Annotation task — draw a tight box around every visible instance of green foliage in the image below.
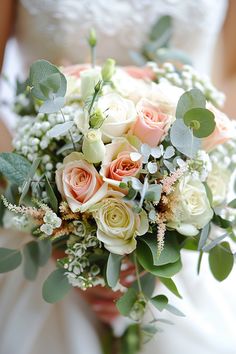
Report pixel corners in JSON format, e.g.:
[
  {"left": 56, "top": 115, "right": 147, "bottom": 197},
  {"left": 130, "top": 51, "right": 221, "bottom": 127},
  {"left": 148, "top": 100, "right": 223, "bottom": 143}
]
[
  {"left": 165, "top": 304, "right": 185, "bottom": 317},
  {"left": 137, "top": 240, "right": 182, "bottom": 278},
  {"left": 44, "top": 175, "right": 58, "bottom": 212},
  {"left": 209, "top": 242, "right": 234, "bottom": 281},
  {"left": 158, "top": 277, "right": 182, "bottom": 299},
  {"left": 170, "top": 119, "right": 201, "bottom": 158},
  {"left": 198, "top": 223, "right": 210, "bottom": 251},
  {"left": 0, "top": 248, "right": 22, "bottom": 273},
  {"left": 0, "top": 153, "right": 31, "bottom": 186},
  {"left": 121, "top": 324, "right": 141, "bottom": 354},
  {"left": 47, "top": 121, "right": 74, "bottom": 138},
  {"left": 116, "top": 288, "right": 138, "bottom": 316},
  {"left": 212, "top": 214, "right": 232, "bottom": 229},
  {"left": 183, "top": 108, "right": 215, "bottom": 138},
  {"left": 144, "top": 184, "right": 162, "bottom": 203},
  {"left": 150, "top": 294, "right": 168, "bottom": 311},
  {"left": 19, "top": 157, "right": 41, "bottom": 204},
  {"left": 42, "top": 268, "right": 72, "bottom": 303},
  {"left": 23, "top": 239, "right": 52, "bottom": 280},
  {"left": 203, "top": 233, "right": 228, "bottom": 252},
  {"left": 106, "top": 253, "right": 122, "bottom": 288},
  {"left": 131, "top": 273, "right": 156, "bottom": 298},
  {"left": 29, "top": 60, "right": 67, "bottom": 101},
  {"left": 228, "top": 199, "right": 236, "bottom": 208},
  {"left": 39, "top": 97, "right": 66, "bottom": 114},
  {"left": 176, "top": 88, "right": 206, "bottom": 119}
]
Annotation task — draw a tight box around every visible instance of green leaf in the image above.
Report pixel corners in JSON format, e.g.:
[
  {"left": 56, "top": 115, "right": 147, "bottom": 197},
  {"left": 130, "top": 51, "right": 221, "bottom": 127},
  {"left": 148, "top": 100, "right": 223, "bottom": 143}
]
[
  {"left": 141, "top": 324, "right": 159, "bottom": 344},
  {"left": 0, "top": 248, "right": 22, "bottom": 273},
  {"left": 47, "top": 121, "right": 74, "bottom": 138},
  {"left": 228, "top": 199, "right": 236, "bottom": 208},
  {"left": 23, "top": 241, "right": 40, "bottom": 280},
  {"left": 150, "top": 294, "right": 168, "bottom": 311},
  {"left": 212, "top": 214, "right": 232, "bottom": 229},
  {"left": 165, "top": 304, "right": 185, "bottom": 317},
  {"left": 155, "top": 48, "right": 192, "bottom": 65},
  {"left": 183, "top": 108, "right": 215, "bottom": 138},
  {"left": 38, "top": 239, "right": 52, "bottom": 266},
  {"left": 137, "top": 241, "right": 182, "bottom": 278},
  {"left": 116, "top": 288, "right": 137, "bottom": 316},
  {"left": 106, "top": 253, "right": 122, "bottom": 288},
  {"left": 158, "top": 277, "right": 182, "bottom": 299},
  {"left": 170, "top": 119, "right": 201, "bottom": 158},
  {"left": 0, "top": 153, "right": 31, "bottom": 186},
  {"left": 203, "top": 233, "right": 228, "bottom": 252},
  {"left": 132, "top": 273, "right": 156, "bottom": 298},
  {"left": 44, "top": 175, "right": 58, "bottom": 212},
  {"left": 149, "top": 15, "right": 172, "bottom": 44},
  {"left": 209, "top": 241, "right": 234, "bottom": 281},
  {"left": 145, "top": 184, "right": 162, "bottom": 202},
  {"left": 29, "top": 60, "right": 67, "bottom": 101},
  {"left": 42, "top": 268, "right": 72, "bottom": 303},
  {"left": 39, "top": 97, "right": 65, "bottom": 114},
  {"left": 204, "top": 182, "right": 213, "bottom": 207},
  {"left": 19, "top": 157, "right": 41, "bottom": 204},
  {"left": 123, "top": 187, "right": 137, "bottom": 201},
  {"left": 176, "top": 88, "right": 206, "bottom": 119},
  {"left": 141, "top": 234, "right": 180, "bottom": 266},
  {"left": 198, "top": 223, "right": 210, "bottom": 250}
]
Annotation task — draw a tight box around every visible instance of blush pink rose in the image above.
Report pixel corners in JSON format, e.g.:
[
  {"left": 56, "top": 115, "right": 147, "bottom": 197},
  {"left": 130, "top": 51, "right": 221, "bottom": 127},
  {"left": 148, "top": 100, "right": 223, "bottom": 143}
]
[
  {"left": 124, "top": 66, "right": 155, "bottom": 80},
  {"left": 109, "top": 151, "right": 142, "bottom": 181},
  {"left": 131, "top": 98, "right": 171, "bottom": 147},
  {"left": 202, "top": 104, "right": 234, "bottom": 151},
  {"left": 56, "top": 153, "right": 107, "bottom": 212},
  {"left": 62, "top": 64, "right": 90, "bottom": 78}
]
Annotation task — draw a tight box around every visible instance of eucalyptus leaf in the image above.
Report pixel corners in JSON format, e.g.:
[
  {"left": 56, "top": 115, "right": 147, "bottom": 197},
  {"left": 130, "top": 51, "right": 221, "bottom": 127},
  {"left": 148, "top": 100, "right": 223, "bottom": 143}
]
[
  {"left": 176, "top": 88, "right": 206, "bottom": 119},
  {"left": 23, "top": 241, "right": 40, "bottom": 280},
  {"left": 132, "top": 273, "right": 156, "bottom": 298},
  {"left": 47, "top": 121, "right": 74, "bottom": 138},
  {"left": 0, "top": 248, "right": 22, "bottom": 273},
  {"left": 209, "top": 242, "right": 234, "bottom": 281},
  {"left": 165, "top": 304, "right": 185, "bottom": 317},
  {"left": 39, "top": 96, "right": 66, "bottom": 114},
  {"left": 212, "top": 214, "right": 232, "bottom": 229},
  {"left": 106, "top": 253, "right": 122, "bottom": 288},
  {"left": 183, "top": 108, "right": 215, "bottom": 138},
  {"left": 155, "top": 48, "right": 192, "bottom": 65},
  {"left": 198, "top": 223, "right": 210, "bottom": 251},
  {"left": 0, "top": 153, "right": 31, "bottom": 186},
  {"left": 19, "top": 157, "right": 41, "bottom": 204},
  {"left": 149, "top": 15, "right": 172, "bottom": 43},
  {"left": 203, "top": 233, "right": 228, "bottom": 252},
  {"left": 228, "top": 199, "right": 236, "bottom": 208},
  {"left": 170, "top": 119, "right": 201, "bottom": 158},
  {"left": 150, "top": 295, "right": 168, "bottom": 311},
  {"left": 42, "top": 268, "right": 72, "bottom": 303},
  {"left": 158, "top": 277, "right": 182, "bottom": 299},
  {"left": 145, "top": 184, "right": 162, "bottom": 202},
  {"left": 116, "top": 288, "right": 137, "bottom": 316},
  {"left": 38, "top": 239, "right": 52, "bottom": 266},
  {"left": 163, "top": 146, "right": 175, "bottom": 159}
]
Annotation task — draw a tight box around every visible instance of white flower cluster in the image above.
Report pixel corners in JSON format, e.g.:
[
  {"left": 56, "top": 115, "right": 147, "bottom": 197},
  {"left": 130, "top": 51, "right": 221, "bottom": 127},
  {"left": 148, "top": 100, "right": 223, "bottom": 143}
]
[
  {"left": 13, "top": 105, "right": 81, "bottom": 178},
  {"left": 148, "top": 62, "right": 225, "bottom": 108},
  {"left": 188, "top": 150, "right": 212, "bottom": 182},
  {"left": 40, "top": 210, "right": 62, "bottom": 236},
  {"left": 64, "top": 232, "right": 103, "bottom": 290}
]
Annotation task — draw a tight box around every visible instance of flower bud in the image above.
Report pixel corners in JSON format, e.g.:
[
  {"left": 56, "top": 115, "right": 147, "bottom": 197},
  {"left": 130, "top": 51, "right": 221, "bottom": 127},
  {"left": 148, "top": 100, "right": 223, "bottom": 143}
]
[
  {"left": 101, "top": 58, "right": 116, "bottom": 82},
  {"left": 90, "top": 108, "right": 105, "bottom": 128},
  {"left": 82, "top": 129, "right": 105, "bottom": 163},
  {"left": 88, "top": 28, "right": 97, "bottom": 47},
  {"left": 80, "top": 68, "right": 101, "bottom": 101}
]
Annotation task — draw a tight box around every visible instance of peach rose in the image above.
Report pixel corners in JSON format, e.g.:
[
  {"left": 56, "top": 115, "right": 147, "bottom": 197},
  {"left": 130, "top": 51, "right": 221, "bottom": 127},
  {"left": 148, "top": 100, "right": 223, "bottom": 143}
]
[
  {"left": 56, "top": 152, "right": 108, "bottom": 212},
  {"left": 124, "top": 66, "right": 155, "bottom": 80},
  {"left": 131, "top": 98, "right": 171, "bottom": 147},
  {"left": 100, "top": 139, "right": 142, "bottom": 188},
  {"left": 202, "top": 104, "right": 234, "bottom": 151}
]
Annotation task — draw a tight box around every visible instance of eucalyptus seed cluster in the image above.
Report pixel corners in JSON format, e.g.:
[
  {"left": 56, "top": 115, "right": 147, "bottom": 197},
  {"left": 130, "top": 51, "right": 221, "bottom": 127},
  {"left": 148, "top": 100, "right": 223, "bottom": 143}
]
[
  {"left": 63, "top": 221, "right": 104, "bottom": 290},
  {"left": 13, "top": 105, "right": 80, "bottom": 178},
  {"left": 148, "top": 62, "right": 225, "bottom": 108}
]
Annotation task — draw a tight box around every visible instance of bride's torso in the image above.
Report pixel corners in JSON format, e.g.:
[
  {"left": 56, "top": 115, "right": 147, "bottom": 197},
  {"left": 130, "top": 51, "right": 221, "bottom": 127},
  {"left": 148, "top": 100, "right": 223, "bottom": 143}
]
[{"left": 15, "top": 0, "right": 228, "bottom": 74}]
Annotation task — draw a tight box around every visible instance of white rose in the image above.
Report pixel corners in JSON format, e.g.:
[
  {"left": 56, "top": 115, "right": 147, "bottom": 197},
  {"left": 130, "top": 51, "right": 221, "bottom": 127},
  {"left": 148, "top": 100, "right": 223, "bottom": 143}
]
[
  {"left": 167, "top": 175, "right": 213, "bottom": 236},
  {"left": 207, "top": 164, "right": 230, "bottom": 206},
  {"left": 97, "top": 93, "right": 136, "bottom": 143},
  {"left": 90, "top": 190, "right": 149, "bottom": 255}
]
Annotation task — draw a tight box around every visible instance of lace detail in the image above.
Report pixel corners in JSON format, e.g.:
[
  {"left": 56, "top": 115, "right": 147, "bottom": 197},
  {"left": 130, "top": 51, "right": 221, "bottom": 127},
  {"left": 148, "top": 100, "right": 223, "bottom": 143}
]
[{"left": 16, "top": 0, "right": 228, "bottom": 73}]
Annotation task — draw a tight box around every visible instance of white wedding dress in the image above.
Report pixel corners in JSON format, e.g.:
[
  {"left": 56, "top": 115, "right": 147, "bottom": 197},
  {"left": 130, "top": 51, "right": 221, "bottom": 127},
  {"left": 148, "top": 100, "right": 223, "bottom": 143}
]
[{"left": 1, "top": 1, "right": 236, "bottom": 354}]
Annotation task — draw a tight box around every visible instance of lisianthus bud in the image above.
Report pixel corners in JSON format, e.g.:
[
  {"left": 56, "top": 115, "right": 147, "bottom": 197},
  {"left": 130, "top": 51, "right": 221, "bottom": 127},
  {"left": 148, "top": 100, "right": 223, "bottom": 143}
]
[
  {"left": 82, "top": 129, "right": 105, "bottom": 163},
  {"left": 88, "top": 28, "right": 97, "bottom": 47},
  {"left": 80, "top": 68, "right": 101, "bottom": 101},
  {"left": 101, "top": 58, "right": 116, "bottom": 82},
  {"left": 90, "top": 108, "right": 105, "bottom": 129}
]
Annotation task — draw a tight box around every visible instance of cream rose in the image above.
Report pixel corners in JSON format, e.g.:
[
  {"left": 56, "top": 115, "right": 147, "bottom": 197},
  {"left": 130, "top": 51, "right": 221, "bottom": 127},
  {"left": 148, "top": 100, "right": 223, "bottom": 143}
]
[
  {"left": 131, "top": 98, "right": 172, "bottom": 147},
  {"left": 91, "top": 191, "right": 149, "bottom": 255},
  {"left": 97, "top": 93, "right": 136, "bottom": 143},
  {"left": 202, "top": 104, "right": 234, "bottom": 152},
  {"left": 207, "top": 164, "right": 230, "bottom": 206},
  {"left": 100, "top": 139, "right": 142, "bottom": 188},
  {"left": 167, "top": 175, "right": 213, "bottom": 236},
  {"left": 56, "top": 152, "right": 107, "bottom": 212}
]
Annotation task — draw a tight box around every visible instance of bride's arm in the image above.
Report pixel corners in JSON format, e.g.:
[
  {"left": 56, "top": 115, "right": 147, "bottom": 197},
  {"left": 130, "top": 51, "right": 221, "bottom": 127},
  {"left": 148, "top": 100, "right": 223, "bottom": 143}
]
[
  {"left": 0, "top": 0, "right": 15, "bottom": 152},
  {"left": 217, "top": 0, "right": 236, "bottom": 118}
]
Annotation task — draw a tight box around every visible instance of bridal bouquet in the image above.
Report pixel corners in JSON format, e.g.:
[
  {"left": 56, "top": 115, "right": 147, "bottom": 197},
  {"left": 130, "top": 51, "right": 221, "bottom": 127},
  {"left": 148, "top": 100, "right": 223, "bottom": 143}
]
[{"left": 1, "top": 52, "right": 236, "bottom": 348}]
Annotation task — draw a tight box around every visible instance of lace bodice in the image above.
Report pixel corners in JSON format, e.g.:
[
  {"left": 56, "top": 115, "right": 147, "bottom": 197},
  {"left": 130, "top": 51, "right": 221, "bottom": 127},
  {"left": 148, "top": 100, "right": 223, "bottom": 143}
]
[{"left": 15, "top": 0, "right": 228, "bottom": 74}]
